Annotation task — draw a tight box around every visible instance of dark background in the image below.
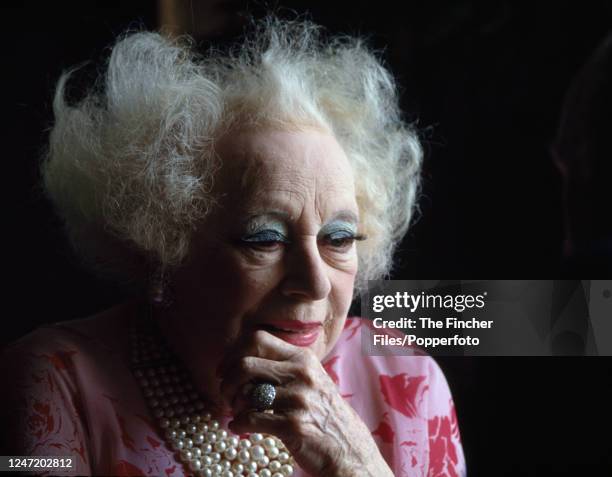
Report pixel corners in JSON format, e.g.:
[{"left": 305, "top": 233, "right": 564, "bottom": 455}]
[{"left": 3, "top": 2, "right": 612, "bottom": 475}]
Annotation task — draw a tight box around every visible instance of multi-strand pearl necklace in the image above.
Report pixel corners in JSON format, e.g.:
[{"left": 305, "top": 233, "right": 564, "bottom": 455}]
[{"left": 130, "top": 322, "right": 295, "bottom": 477}]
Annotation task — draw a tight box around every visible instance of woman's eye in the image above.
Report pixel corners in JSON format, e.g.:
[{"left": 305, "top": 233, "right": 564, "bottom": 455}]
[
  {"left": 321, "top": 231, "right": 363, "bottom": 252},
  {"left": 240, "top": 231, "right": 289, "bottom": 249}
]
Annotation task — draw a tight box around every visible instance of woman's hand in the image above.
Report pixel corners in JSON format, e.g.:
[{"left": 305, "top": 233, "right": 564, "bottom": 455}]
[{"left": 217, "top": 330, "right": 393, "bottom": 477}]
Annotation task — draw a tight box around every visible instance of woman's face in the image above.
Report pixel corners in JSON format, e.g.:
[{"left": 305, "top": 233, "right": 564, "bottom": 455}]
[{"left": 159, "top": 127, "right": 360, "bottom": 404}]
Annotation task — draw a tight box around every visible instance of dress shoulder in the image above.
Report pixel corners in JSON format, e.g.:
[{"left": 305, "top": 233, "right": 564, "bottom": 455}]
[
  {"left": 0, "top": 305, "right": 136, "bottom": 474},
  {"left": 321, "top": 317, "right": 467, "bottom": 477},
  {"left": 0, "top": 325, "right": 93, "bottom": 473}
]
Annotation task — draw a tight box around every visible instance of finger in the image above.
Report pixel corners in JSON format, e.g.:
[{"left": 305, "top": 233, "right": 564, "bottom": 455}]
[
  {"left": 217, "top": 329, "right": 301, "bottom": 376},
  {"left": 231, "top": 382, "right": 307, "bottom": 415},
  {"left": 228, "top": 409, "right": 293, "bottom": 440},
  {"left": 243, "top": 329, "right": 302, "bottom": 358},
  {"left": 219, "top": 356, "right": 296, "bottom": 406}
]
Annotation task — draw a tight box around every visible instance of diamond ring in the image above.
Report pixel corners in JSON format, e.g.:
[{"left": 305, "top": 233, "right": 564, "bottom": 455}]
[{"left": 250, "top": 382, "right": 276, "bottom": 411}]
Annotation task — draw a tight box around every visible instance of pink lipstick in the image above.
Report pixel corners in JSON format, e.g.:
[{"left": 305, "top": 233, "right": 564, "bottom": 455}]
[{"left": 257, "top": 320, "right": 322, "bottom": 347}]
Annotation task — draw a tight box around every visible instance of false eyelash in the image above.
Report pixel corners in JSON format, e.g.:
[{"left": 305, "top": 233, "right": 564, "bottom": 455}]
[{"left": 240, "top": 231, "right": 289, "bottom": 242}]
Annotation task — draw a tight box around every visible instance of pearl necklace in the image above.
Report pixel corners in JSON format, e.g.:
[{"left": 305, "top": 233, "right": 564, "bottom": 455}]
[{"left": 130, "top": 322, "right": 295, "bottom": 477}]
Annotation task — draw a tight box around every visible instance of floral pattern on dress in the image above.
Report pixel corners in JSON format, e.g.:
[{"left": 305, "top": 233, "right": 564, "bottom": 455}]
[{"left": 1, "top": 316, "right": 466, "bottom": 476}]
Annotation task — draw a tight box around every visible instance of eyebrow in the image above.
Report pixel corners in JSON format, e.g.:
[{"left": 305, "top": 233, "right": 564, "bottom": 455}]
[
  {"left": 242, "top": 209, "right": 359, "bottom": 225},
  {"left": 241, "top": 210, "right": 292, "bottom": 223},
  {"left": 328, "top": 210, "right": 359, "bottom": 224}
]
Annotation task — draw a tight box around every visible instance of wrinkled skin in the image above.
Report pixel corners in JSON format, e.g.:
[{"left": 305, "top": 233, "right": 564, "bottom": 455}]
[
  {"left": 218, "top": 330, "right": 392, "bottom": 476},
  {"left": 157, "top": 127, "right": 393, "bottom": 476}
]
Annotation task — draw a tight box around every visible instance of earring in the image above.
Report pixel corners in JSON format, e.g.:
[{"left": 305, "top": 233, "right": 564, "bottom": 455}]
[{"left": 148, "top": 268, "right": 175, "bottom": 309}]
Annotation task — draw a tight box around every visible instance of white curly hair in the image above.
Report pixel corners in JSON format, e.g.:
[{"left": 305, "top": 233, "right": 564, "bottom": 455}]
[{"left": 42, "top": 16, "right": 422, "bottom": 296}]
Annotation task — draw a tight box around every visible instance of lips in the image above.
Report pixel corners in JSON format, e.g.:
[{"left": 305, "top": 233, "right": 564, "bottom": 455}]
[{"left": 256, "top": 320, "right": 322, "bottom": 347}]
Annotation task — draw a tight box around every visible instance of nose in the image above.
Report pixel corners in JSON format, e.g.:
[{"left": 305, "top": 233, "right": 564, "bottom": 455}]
[{"left": 281, "top": 238, "right": 332, "bottom": 301}]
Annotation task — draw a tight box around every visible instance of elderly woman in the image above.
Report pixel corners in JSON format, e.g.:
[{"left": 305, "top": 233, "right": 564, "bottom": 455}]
[{"left": 1, "top": 18, "right": 465, "bottom": 477}]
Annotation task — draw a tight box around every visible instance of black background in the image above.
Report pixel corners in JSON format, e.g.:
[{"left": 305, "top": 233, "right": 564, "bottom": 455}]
[{"left": 3, "top": 2, "right": 612, "bottom": 475}]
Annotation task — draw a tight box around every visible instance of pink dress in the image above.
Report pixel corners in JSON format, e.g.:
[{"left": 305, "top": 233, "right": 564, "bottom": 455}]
[{"left": 1, "top": 310, "right": 466, "bottom": 477}]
